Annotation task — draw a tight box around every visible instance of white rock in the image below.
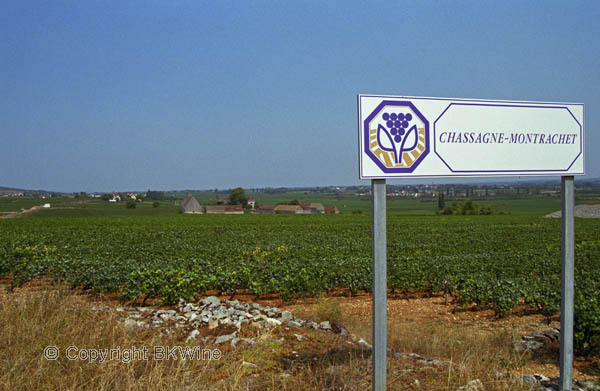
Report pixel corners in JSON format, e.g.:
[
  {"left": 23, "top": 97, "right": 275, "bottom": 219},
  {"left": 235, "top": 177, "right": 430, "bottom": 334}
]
[
  {"left": 280, "top": 311, "right": 293, "bottom": 322},
  {"left": 242, "top": 361, "right": 258, "bottom": 368},
  {"left": 151, "top": 319, "right": 163, "bottom": 328},
  {"left": 186, "top": 313, "right": 200, "bottom": 322},
  {"left": 186, "top": 329, "right": 200, "bottom": 342},
  {"left": 357, "top": 338, "right": 373, "bottom": 349},
  {"left": 219, "top": 318, "right": 232, "bottom": 326},
  {"left": 215, "top": 333, "right": 236, "bottom": 344},
  {"left": 337, "top": 327, "right": 349, "bottom": 337},
  {"left": 182, "top": 304, "right": 197, "bottom": 313},
  {"left": 266, "top": 318, "right": 282, "bottom": 327},
  {"left": 457, "top": 379, "right": 484, "bottom": 391},
  {"left": 201, "top": 296, "right": 221, "bottom": 307},
  {"left": 124, "top": 318, "right": 147, "bottom": 329},
  {"left": 213, "top": 311, "right": 227, "bottom": 320}
]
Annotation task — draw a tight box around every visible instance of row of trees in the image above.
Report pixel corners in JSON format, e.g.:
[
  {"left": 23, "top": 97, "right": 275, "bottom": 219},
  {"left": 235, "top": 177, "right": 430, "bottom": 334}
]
[
  {"left": 125, "top": 200, "right": 160, "bottom": 209},
  {"left": 440, "top": 200, "right": 499, "bottom": 215}
]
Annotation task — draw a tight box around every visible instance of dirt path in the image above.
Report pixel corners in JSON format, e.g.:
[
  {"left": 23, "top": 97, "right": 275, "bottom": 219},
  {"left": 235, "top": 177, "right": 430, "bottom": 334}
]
[{"left": 1, "top": 205, "right": 44, "bottom": 219}]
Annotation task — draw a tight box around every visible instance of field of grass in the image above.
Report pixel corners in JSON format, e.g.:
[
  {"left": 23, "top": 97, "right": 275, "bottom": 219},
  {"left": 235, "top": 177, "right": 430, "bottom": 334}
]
[{"left": 1, "top": 285, "right": 541, "bottom": 391}]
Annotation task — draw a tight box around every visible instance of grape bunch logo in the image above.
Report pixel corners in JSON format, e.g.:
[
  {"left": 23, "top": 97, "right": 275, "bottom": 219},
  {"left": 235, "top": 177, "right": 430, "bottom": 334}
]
[{"left": 364, "top": 101, "right": 430, "bottom": 173}]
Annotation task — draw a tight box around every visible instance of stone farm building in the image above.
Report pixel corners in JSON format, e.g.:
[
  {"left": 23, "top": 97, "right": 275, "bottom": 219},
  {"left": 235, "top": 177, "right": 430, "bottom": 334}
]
[
  {"left": 257, "top": 205, "right": 276, "bottom": 214},
  {"left": 257, "top": 203, "right": 332, "bottom": 215},
  {"left": 300, "top": 202, "right": 325, "bottom": 214},
  {"left": 181, "top": 193, "right": 203, "bottom": 214},
  {"left": 205, "top": 205, "right": 244, "bottom": 214},
  {"left": 180, "top": 194, "right": 244, "bottom": 214},
  {"left": 274, "top": 205, "right": 305, "bottom": 214}
]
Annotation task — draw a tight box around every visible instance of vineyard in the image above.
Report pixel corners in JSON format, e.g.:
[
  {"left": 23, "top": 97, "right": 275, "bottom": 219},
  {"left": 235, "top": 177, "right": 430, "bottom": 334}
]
[{"left": 1, "top": 213, "right": 600, "bottom": 351}]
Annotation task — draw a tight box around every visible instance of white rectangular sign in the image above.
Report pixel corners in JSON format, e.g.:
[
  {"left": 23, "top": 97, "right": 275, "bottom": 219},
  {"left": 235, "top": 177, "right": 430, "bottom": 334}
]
[{"left": 358, "top": 94, "right": 584, "bottom": 179}]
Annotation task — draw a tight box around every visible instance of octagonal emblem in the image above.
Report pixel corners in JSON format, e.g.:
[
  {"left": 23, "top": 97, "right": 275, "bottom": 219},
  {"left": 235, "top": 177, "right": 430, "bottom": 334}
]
[{"left": 364, "top": 100, "right": 430, "bottom": 173}]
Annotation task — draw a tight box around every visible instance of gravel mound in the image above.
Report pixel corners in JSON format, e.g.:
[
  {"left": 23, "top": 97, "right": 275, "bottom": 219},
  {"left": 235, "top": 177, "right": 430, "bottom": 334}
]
[
  {"left": 544, "top": 204, "right": 600, "bottom": 218},
  {"left": 92, "top": 296, "right": 371, "bottom": 349}
]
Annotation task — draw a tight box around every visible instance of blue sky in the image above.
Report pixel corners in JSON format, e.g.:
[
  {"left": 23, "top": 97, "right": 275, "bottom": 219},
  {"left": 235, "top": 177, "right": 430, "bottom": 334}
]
[{"left": 1, "top": 1, "right": 598, "bottom": 192}]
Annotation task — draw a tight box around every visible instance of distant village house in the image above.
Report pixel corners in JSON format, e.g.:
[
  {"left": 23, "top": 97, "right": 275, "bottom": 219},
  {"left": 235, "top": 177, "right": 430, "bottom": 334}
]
[
  {"left": 325, "top": 206, "right": 339, "bottom": 214},
  {"left": 256, "top": 205, "right": 276, "bottom": 214},
  {"left": 274, "top": 205, "right": 305, "bottom": 214},
  {"left": 300, "top": 202, "right": 325, "bottom": 214},
  {"left": 109, "top": 194, "right": 121, "bottom": 203}
]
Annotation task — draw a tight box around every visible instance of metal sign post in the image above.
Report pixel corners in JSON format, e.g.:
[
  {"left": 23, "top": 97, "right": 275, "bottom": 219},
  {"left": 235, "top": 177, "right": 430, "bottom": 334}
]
[
  {"left": 371, "top": 179, "right": 387, "bottom": 391},
  {"left": 560, "top": 175, "right": 575, "bottom": 391}
]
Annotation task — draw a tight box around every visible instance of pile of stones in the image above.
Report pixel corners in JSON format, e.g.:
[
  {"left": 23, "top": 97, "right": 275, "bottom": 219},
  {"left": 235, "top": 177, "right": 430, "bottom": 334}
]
[
  {"left": 453, "top": 376, "right": 599, "bottom": 391},
  {"left": 512, "top": 328, "right": 599, "bottom": 391},
  {"left": 516, "top": 327, "right": 561, "bottom": 353},
  {"left": 92, "top": 296, "right": 371, "bottom": 348},
  {"left": 92, "top": 299, "right": 598, "bottom": 390},
  {"left": 521, "top": 374, "right": 599, "bottom": 391}
]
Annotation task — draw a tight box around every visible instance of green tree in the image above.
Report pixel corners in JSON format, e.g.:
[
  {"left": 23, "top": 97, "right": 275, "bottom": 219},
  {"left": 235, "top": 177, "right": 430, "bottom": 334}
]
[
  {"left": 228, "top": 187, "right": 247, "bottom": 206},
  {"left": 152, "top": 201, "right": 160, "bottom": 208},
  {"left": 438, "top": 191, "right": 445, "bottom": 210},
  {"left": 126, "top": 199, "right": 136, "bottom": 209},
  {"left": 101, "top": 194, "right": 111, "bottom": 201}
]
